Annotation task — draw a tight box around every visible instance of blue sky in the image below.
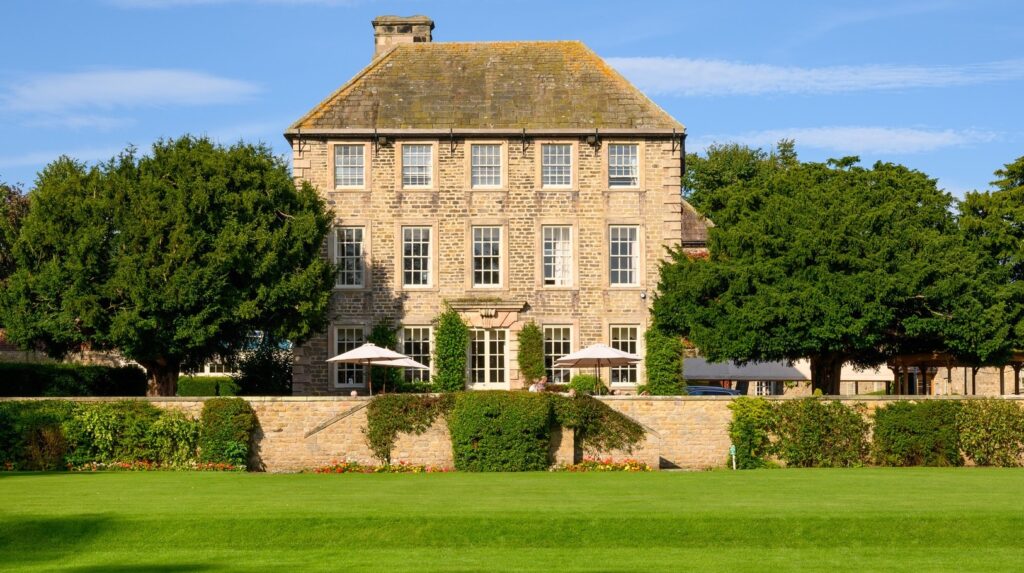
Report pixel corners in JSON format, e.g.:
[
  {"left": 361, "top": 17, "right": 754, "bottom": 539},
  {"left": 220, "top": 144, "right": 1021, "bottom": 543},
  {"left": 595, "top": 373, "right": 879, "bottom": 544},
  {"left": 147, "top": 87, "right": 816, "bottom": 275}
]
[{"left": 2, "top": 0, "right": 1021, "bottom": 197}]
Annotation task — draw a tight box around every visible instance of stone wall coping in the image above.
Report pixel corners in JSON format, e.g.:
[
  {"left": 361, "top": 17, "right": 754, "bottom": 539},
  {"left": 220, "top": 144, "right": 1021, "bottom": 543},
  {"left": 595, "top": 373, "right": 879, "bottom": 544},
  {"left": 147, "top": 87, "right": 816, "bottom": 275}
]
[{"left": 2, "top": 394, "right": 1022, "bottom": 403}]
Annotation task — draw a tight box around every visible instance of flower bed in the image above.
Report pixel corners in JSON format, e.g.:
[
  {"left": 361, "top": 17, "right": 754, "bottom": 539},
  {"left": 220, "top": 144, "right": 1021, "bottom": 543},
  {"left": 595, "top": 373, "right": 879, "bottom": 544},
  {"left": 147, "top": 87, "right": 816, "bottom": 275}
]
[
  {"left": 550, "top": 457, "right": 653, "bottom": 472},
  {"left": 309, "top": 460, "right": 452, "bottom": 474}
]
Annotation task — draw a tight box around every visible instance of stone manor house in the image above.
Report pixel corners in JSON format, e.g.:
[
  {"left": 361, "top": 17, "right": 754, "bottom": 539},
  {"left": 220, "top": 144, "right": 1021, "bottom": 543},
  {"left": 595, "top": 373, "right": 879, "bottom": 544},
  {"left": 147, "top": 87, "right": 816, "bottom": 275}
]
[{"left": 286, "top": 15, "right": 708, "bottom": 395}]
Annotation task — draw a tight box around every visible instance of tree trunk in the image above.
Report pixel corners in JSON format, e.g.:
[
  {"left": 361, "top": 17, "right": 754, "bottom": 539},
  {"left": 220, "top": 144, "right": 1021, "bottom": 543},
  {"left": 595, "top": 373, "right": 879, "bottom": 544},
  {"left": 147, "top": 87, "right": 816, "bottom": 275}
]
[
  {"left": 809, "top": 355, "right": 843, "bottom": 395},
  {"left": 144, "top": 361, "right": 180, "bottom": 397}
]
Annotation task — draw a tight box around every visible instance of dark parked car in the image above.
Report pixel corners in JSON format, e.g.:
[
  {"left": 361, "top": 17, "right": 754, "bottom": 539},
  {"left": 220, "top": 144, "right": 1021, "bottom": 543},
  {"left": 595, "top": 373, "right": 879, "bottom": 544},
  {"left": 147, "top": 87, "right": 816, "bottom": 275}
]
[{"left": 685, "top": 385, "right": 742, "bottom": 396}]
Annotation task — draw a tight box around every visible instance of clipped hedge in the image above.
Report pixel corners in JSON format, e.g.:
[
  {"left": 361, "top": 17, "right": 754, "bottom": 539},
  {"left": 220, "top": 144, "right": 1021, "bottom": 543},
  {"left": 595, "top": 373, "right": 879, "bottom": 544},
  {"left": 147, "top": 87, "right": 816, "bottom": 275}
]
[
  {"left": 449, "top": 391, "right": 553, "bottom": 472},
  {"left": 957, "top": 399, "right": 1024, "bottom": 467},
  {"left": 774, "top": 399, "right": 869, "bottom": 467},
  {"left": 0, "top": 363, "right": 146, "bottom": 397},
  {"left": 0, "top": 400, "right": 77, "bottom": 470},
  {"left": 873, "top": 401, "right": 963, "bottom": 466},
  {"left": 199, "top": 398, "right": 257, "bottom": 468},
  {"left": 177, "top": 376, "right": 238, "bottom": 397}
]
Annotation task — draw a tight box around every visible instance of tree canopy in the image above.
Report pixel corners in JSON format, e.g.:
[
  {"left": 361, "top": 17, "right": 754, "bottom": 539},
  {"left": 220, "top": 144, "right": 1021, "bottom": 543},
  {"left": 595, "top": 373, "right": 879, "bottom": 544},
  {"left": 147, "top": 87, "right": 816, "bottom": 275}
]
[
  {"left": 0, "top": 179, "right": 29, "bottom": 288},
  {"left": 656, "top": 143, "right": 1014, "bottom": 394},
  {"left": 0, "top": 137, "right": 335, "bottom": 395}
]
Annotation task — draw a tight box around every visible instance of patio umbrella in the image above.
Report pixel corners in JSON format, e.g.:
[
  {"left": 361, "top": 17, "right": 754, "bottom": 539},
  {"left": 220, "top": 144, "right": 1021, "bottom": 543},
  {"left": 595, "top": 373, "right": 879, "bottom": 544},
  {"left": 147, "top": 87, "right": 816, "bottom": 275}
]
[
  {"left": 327, "top": 343, "right": 407, "bottom": 396},
  {"left": 554, "top": 344, "right": 641, "bottom": 391},
  {"left": 367, "top": 357, "right": 430, "bottom": 393}
]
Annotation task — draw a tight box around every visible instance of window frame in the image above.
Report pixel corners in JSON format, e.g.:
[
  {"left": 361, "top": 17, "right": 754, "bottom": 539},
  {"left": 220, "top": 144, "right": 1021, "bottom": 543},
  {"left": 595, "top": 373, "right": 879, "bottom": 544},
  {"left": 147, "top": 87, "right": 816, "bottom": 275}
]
[
  {"left": 608, "top": 324, "right": 640, "bottom": 386},
  {"left": 328, "top": 141, "right": 371, "bottom": 191},
  {"left": 540, "top": 224, "right": 574, "bottom": 288},
  {"left": 329, "top": 324, "right": 368, "bottom": 389},
  {"left": 466, "top": 221, "right": 508, "bottom": 290},
  {"left": 396, "top": 141, "right": 439, "bottom": 191},
  {"left": 332, "top": 225, "right": 367, "bottom": 289},
  {"left": 607, "top": 223, "right": 642, "bottom": 288},
  {"left": 394, "top": 220, "right": 438, "bottom": 292},
  {"left": 542, "top": 324, "right": 574, "bottom": 384},
  {"left": 535, "top": 140, "right": 578, "bottom": 190},
  {"left": 328, "top": 222, "right": 371, "bottom": 291},
  {"left": 399, "top": 325, "right": 433, "bottom": 384},
  {"left": 400, "top": 225, "right": 433, "bottom": 289},
  {"left": 468, "top": 328, "right": 509, "bottom": 389},
  {"left": 467, "top": 141, "right": 508, "bottom": 190},
  {"left": 603, "top": 141, "right": 644, "bottom": 190}
]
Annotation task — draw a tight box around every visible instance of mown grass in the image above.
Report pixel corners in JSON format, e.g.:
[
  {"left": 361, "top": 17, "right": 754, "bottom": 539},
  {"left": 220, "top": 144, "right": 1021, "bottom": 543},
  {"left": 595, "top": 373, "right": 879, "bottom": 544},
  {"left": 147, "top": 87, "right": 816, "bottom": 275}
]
[{"left": 1, "top": 468, "right": 1022, "bottom": 571}]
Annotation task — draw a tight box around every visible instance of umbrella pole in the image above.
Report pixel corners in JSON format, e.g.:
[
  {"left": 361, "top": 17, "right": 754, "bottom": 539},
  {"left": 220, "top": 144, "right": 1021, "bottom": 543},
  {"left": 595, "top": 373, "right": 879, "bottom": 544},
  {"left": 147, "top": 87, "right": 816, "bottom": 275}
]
[{"left": 367, "top": 360, "right": 374, "bottom": 396}]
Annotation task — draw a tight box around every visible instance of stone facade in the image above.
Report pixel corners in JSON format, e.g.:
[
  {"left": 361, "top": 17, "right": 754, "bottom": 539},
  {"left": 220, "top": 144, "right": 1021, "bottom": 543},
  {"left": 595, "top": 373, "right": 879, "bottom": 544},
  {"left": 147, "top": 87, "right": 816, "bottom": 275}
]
[{"left": 287, "top": 20, "right": 708, "bottom": 396}]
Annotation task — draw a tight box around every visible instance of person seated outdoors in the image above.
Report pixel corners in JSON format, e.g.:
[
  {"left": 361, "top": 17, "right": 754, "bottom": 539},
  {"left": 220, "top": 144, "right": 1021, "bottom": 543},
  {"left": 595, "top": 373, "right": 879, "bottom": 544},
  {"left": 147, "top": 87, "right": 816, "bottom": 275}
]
[{"left": 528, "top": 376, "right": 548, "bottom": 392}]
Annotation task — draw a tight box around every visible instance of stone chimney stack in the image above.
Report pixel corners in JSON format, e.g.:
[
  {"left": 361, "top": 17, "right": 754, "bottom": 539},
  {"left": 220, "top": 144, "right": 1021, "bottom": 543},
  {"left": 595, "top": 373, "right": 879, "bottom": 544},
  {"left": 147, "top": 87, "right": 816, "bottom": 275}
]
[{"left": 372, "top": 15, "right": 434, "bottom": 58}]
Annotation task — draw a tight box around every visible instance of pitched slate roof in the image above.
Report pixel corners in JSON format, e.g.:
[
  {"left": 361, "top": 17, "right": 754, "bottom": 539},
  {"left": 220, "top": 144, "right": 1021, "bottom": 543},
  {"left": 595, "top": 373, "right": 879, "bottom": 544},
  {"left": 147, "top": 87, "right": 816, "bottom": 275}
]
[{"left": 288, "top": 41, "right": 683, "bottom": 133}]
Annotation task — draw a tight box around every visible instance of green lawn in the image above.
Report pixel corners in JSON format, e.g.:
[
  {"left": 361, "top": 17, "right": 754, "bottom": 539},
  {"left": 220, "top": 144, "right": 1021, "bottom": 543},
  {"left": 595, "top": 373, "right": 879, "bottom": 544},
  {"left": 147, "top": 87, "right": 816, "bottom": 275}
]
[{"left": 1, "top": 469, "right": 1022, "bottom": 572}]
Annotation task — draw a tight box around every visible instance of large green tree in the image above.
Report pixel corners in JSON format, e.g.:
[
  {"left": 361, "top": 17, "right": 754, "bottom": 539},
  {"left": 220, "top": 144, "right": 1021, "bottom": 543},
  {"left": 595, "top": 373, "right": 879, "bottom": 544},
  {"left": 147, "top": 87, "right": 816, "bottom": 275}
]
[
  {"left": 0, "top": 179, "right": 29, "bottom": 287},
  {"left": 656, "top": 143, "right": 1011, "bottom": 394},
  {"left": 1, "top": 137, "right": 335, "bottom": 395},
  {"left": 959, "top": 156, "right": 1024, "bottom": 347}
]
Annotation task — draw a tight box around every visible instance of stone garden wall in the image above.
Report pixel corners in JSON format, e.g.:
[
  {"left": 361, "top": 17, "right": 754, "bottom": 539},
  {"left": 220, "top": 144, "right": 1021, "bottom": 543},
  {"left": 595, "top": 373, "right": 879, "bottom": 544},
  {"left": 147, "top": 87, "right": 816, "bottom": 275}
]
[{"left": 22, "top": 395, "right": 1024, "bottom": 472}]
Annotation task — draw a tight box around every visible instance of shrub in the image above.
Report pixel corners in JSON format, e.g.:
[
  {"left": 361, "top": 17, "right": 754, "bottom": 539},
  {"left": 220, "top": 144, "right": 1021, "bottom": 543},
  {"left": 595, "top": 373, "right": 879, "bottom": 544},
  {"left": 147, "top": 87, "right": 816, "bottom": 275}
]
[
  {"left": 235, "top": 336, "right": 293, "bottom": 396},
  {"left": 873, "top": 401, "right": 963, "bottom": 467},
  {"left": 148, "top": 410, "right": 200, "bottom": 467},
  {"left": 177, "top": 376, "right": 237, "bottom": 396},
  {"left": 199, "top": 398, "right": 257, "bottom": 468},
  {"left": 433, "top": 306, "right": 470, "bottom": 392},
  {"left": 0, "top": 400, "right": 77, "bottom": 470},
  {"left": 774, "top": 399, "right": 869, "bottom": 468},
  {"left": 551, "top": 394, "right": 645, "bottom": 455},
  {"left": 957, "top": 399, "right": 1024, "bottom": 467},
  {"left": 0, "top": 363, "right": 146, "bottom": 397},
  {"left": 728, "top": 397, "right": 776, "bottom": 469},
  {"left": 644, "top": 328, "right": 686, "bottom": 395},
  {"left": 364, "top": 393, "right": 453, "bottom": 464},
  {"left": 64, "top": 400, "right": 163, "bottom": 465},
  {"left": 448, "top": 391, "right": 552, "bottom": 472},
  {"left": 516, "top": 321, "right": 546, "bottom": 385},
  {"left": 569, "top": 374, "right": 607, "bottom": 395}
]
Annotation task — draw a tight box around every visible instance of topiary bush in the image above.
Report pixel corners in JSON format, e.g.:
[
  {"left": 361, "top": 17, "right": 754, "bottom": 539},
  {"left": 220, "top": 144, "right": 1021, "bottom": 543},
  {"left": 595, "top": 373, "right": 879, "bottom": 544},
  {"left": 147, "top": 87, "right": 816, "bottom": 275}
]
[
  {"left": 448, "top": 391, "right": 553, "bottom": 471},
  {"left": 643, "top": 328, "right": 686, "bottom": 395},
  {"left": 199, "top": 398, "right": 257, "bottom": 468},
  {"left": 728, "top": 397, "right": 777, "bottom": 469},
  {"left": 873, "top": 401, "right": 963, "bottom": 467},
  {"left": 0, "top": 363, "right": 146, "bottom": 397},
  {"left": 433, "top": 306, "right": 470, "bottom": 392},
  {"left": 957, "top": 399, "right": 1024, "bottom": 467},
  {"left": 516, "top": 321, "right": 546, "bottom": 385},
  {"left": 364, "top": 393, "right": 453, "bottom": 464},
  {"left": 569, "top": 374, "right": 607, "bottom": 396},
  {"left": 774, "top": 399, "right": 869, "bottom": 467}
]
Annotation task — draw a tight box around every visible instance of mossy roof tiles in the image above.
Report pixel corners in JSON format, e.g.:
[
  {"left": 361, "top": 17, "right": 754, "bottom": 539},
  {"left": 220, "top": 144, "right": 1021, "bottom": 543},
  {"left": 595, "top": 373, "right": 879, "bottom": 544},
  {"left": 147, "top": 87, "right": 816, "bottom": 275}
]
[{"left": 288, "top": 41, "right": 683, "bottom": 132}]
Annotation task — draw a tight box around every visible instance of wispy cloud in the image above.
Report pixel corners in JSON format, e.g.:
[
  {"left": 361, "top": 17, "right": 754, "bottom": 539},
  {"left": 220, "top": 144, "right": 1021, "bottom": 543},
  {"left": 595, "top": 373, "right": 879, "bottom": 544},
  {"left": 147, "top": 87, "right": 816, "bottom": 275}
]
[
  {"left": 21, "top": 114, "right": 136, "bottom": 130},
  {"left": 692, "top": 126, "right": 999, "bottom": 155},
  {"left": 790, "top": 1, "right": 960, "bottom": 47},
  {"left": 0, "top": 146, "right": 123, "bottom": 170},
  {"left": 3, "top": 69, "right": 260, "bottom": 113},
  {"left": 106, "top": 0, "right": 360, "bottom": 7},
  {"left": 607, "top": 57, "right": 1024, "bottom": 97}
]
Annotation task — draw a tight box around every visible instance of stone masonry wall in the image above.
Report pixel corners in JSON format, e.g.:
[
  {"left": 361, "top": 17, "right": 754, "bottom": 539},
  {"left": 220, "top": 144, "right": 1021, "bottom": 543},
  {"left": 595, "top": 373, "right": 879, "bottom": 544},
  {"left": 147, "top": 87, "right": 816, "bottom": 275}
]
[
  {"left": 14, "top": 395, "right": 1018, "bottom": 472},
  {"left": 291, "top": 135, "right": 705, "bottom": 395}
]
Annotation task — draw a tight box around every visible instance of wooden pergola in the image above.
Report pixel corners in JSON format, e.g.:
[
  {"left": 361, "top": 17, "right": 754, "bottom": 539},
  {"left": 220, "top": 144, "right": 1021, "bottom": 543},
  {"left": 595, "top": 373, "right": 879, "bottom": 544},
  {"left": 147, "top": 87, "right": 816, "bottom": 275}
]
[{"left": 887, "top": 351, "right": 1024, "bottom": 395}]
